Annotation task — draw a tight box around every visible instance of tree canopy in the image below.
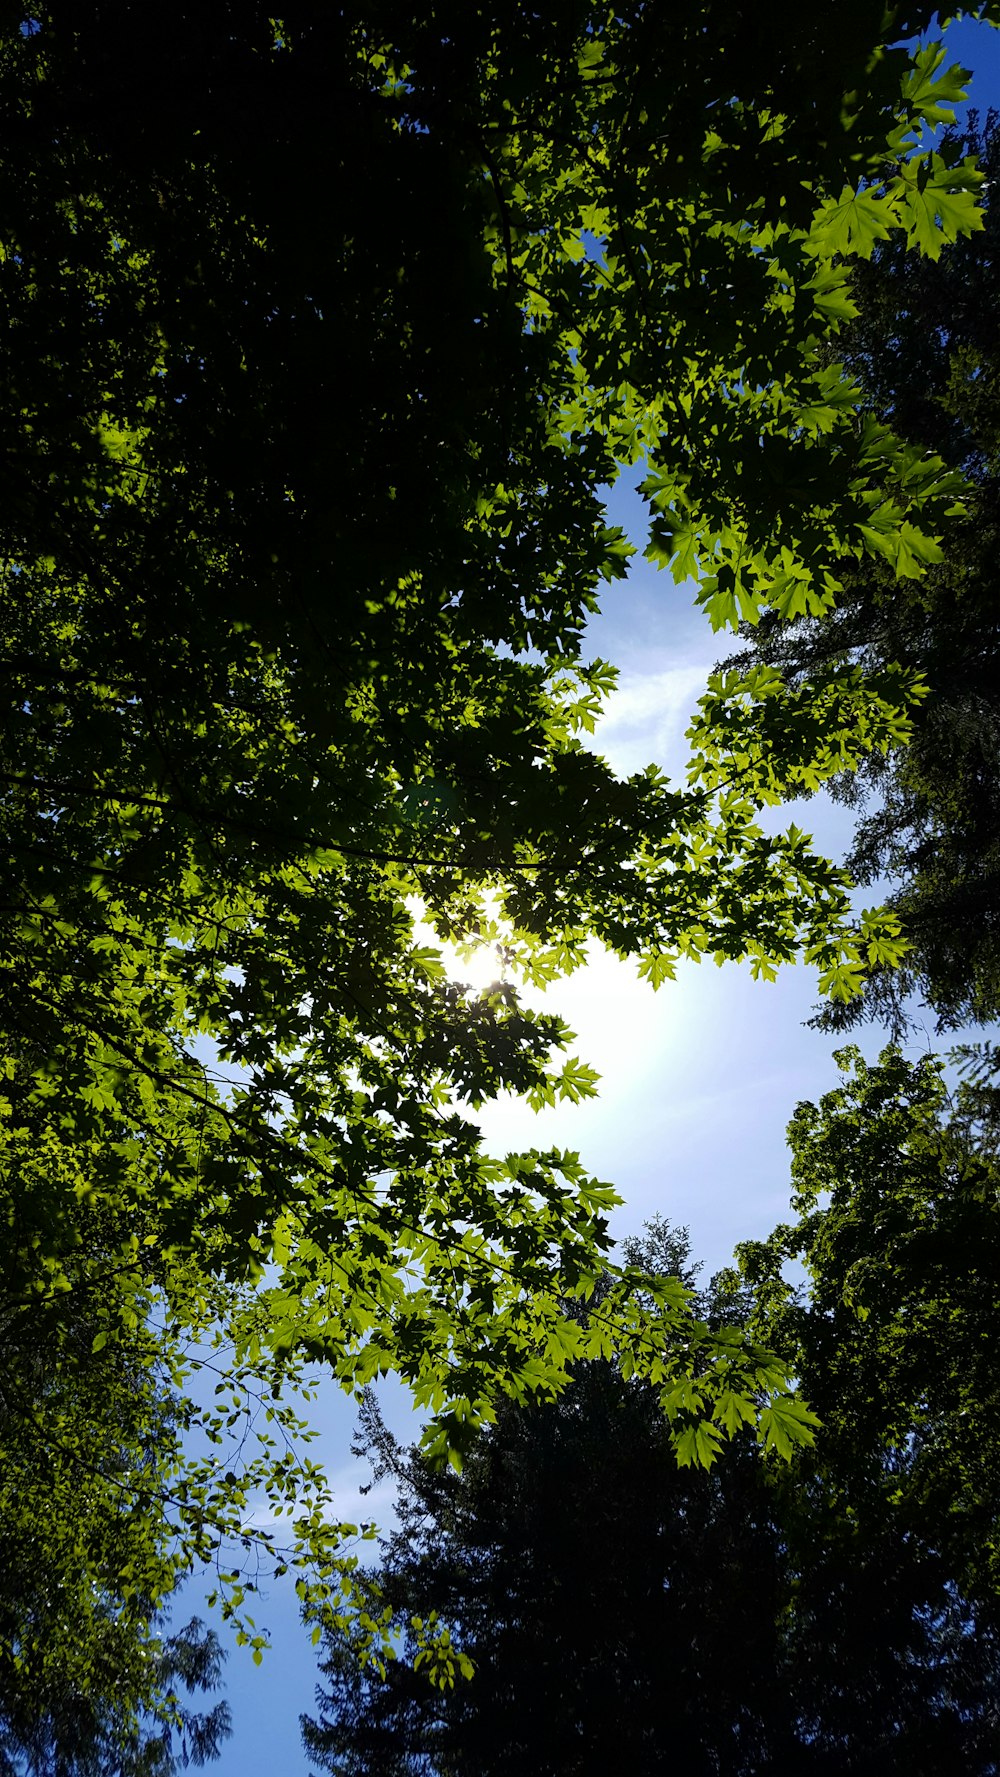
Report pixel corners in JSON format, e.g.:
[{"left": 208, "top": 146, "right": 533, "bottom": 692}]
[
  {"left": 737, "top": 1043, "right": 1000, "bottom": 1610},
  {"left": 3, "top": 0, "right": 1000, "bottom": 1675},
  {"left": 0, "top": 1614, "right": 230, "bottom": 1776},
  {"left": 729, "top": 106, "right": 1000, "bottom": 1034},
  {"left": 304, "top": 1207, "right": 1000, "bottom": 1775}
]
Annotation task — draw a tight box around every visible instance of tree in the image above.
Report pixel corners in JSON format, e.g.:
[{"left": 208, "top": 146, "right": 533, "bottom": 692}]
[
  {"left": 0, "top": 1616, "right": 230, "bottom": 1777},
  {"left": 301, "top": 1228, "right": 790, "bottom": 1777},
  {"left": 725, "top": 107, "right": 1000, "bottom": 1035},
  {"left": 0, "top": 1121, "right": 377, "bottom": 1669},
  {"left": 0, "top": 1139, "right": 233, "bottom": 1771},
  {"left": 736, "top": 1043, "right": 1000, "bottom": 1610},
  {"left": 304, "top": 1219, "right": 1000, "bottom": 1776},
  {"left": 2, "top": 0, "right": 997, "bottom": 1654}
]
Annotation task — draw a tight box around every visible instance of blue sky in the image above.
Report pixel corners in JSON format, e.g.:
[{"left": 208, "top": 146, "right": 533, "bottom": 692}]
[{"left": 187, "top": 22, "right": 1000, "bottom": 1772}]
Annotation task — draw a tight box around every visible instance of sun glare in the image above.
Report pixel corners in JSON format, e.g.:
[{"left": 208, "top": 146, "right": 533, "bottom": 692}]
[
  {"left": 408, "top": 893, "right": 515, "bottom": 997},
  {"left": 440, "top": 937, "right": 507, "bottom": 996}
]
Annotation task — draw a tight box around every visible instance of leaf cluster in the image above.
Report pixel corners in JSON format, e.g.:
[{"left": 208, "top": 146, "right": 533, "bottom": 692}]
[
  {"left": 725, "top": 107, "right": 1000, "bottom": 1036},
  {"left": 304, "top": 1198, "right": 1000, "bottom": 1776},
  {"left": 2, "top": 0, "right": 999, "bottom": 1674}
]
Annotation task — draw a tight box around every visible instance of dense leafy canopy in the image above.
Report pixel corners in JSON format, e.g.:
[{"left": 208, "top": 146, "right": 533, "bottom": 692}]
[
  {"left": 304, "top": 1215, "right": 1000, "bottom": 1775},
  {"left": 737, "top": 1044, "right": 1000, "bottom": 1609},
  {"left": 3, "top": 0, "right": 1000, "bottom": 1680},
  {"left": 729, "top": 108, "right": 1000, "bottom": 1033},
  {"left": 0, "top": 1613, "right": 230, "bottom": 1776},
  {"left": 0, "top": 1135, "right": 237, "bottom": 1767}
]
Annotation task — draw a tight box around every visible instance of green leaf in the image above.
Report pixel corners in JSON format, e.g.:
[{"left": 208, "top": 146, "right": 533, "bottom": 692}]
[
  {"left": 758, "top": 1395, "right": 821, "bottom": 1461},
  {"left": 901, "top": 43, "right": 970, "bottom": 129},
  {"left": 892, "top": 154, "right": 985, "bottom": 260},
  {"left": 810, "top": 185, "right": 894, "bottom": 259},
  {"left": 674, "top": 1419, "right": 725, "bottom": 1469}
]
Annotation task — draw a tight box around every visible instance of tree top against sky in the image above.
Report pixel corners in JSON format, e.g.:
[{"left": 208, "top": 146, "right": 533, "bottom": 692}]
[{"left": 3, "top": 0, "right": 999, "bottom": 1660}]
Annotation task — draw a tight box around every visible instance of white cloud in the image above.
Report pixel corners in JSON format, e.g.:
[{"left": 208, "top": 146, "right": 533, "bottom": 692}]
[{"left": 587, "top": 662, "right": 713, "bottom": 780}]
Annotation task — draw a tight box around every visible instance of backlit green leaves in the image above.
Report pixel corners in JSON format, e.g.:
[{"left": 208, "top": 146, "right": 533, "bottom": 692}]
[
  {"left": 900, "top": 40, "right": 975, "bottom": 132},
  {"left": 757, "top": 1395, "right": 823, "bottom": 1462},
  {"left": 811, "top": 185, "right": 897, "bottom": 259},
  {"left": 738, "top": 1043, "right": 1000, "bottom": 1601},
  {"left": 894, "top": 152, "right": 985, "bottom": 259},
  {"left": 2, "top": 0, "right": 997, "bottom": 1675},
  {"left": 810, "top": 148, "right": 984, "bottom": 266}
]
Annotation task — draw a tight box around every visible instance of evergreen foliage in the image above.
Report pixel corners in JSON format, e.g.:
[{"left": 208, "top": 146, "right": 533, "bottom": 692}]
[{"left": 305, "top": 1187, "right": 1000, "bottom": 1775}]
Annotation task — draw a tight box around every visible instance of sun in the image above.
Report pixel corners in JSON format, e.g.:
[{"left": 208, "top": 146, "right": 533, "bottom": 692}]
[
  {"left": 408, "top": 893, "right": 512, "bottom": 996},
  {"left": 440, "top": 937, "right": 507, "bottom": 995}
]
